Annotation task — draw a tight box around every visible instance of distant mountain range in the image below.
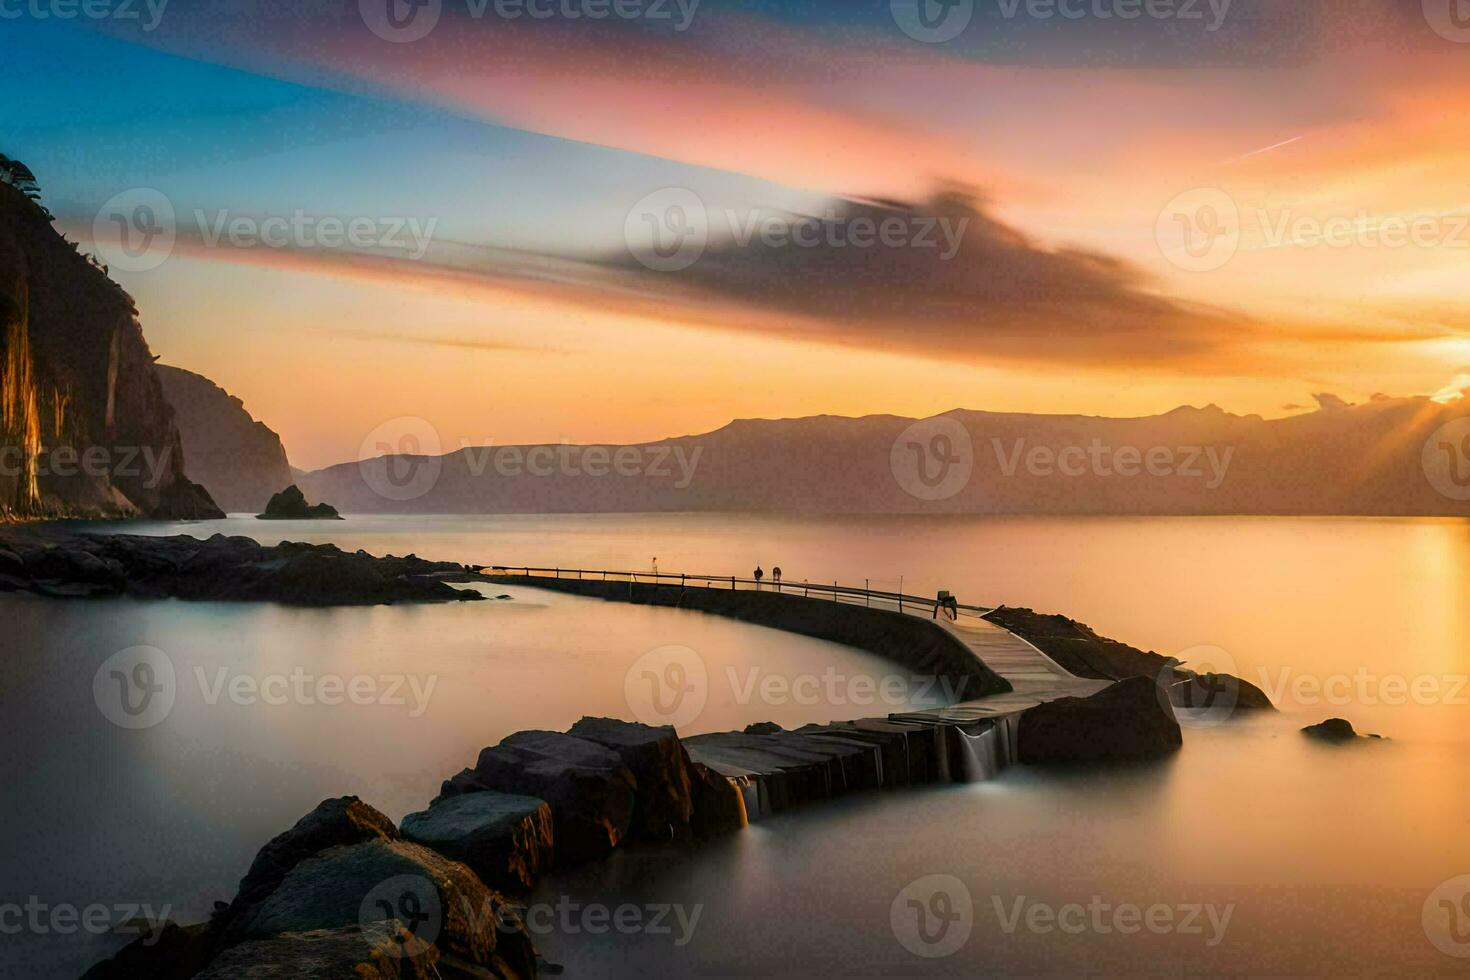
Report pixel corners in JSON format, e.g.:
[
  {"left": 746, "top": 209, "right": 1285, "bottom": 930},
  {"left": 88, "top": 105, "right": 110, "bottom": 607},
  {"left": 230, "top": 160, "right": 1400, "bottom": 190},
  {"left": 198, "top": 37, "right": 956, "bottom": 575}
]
[{"left": 298, "top": 397, "right": 1470, "bottom": 516}]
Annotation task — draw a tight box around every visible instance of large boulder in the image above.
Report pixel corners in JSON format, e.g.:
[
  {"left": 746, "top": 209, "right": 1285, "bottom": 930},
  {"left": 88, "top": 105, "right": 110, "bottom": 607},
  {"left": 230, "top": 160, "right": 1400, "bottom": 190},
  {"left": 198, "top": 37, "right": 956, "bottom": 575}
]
[
  {"left": 1018, "top": 677, "right": 1183, "bottom": 764},
  {"left": 227, "top": 838, "right": 536, "bottom": 978},
  {"left": 567, "top": 717, "right": 694, "bottom": 841},
  {"left": 439, "top": 731, "right": 636, "bottom": 864},
  {"left": 195, "top": 922, "right": 442, "bottom": 979},
  {"left": 401, "top": 792, "right": 553, "bottom": 894},
  {"left": 80, "top": 920, "right": 215, "bottom": 980},
  {"left": 220, "top": 796, "right": 399, "bottom": 944}
]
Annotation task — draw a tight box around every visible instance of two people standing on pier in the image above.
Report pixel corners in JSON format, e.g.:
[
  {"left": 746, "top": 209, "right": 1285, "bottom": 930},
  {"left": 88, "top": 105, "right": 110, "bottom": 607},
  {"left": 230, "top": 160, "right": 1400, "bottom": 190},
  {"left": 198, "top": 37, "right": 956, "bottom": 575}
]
[{"left": 753, "top": 565, "right": 783, "bottom": 591}]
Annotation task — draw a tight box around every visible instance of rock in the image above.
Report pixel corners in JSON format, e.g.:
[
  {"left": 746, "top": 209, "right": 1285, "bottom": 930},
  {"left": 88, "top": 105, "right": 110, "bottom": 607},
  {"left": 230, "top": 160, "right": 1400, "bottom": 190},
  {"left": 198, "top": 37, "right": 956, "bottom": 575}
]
[
  {"left": 227, "top": 838, "right": 536, "bottom": 978},
  {"left": 1302, "top": 717, "right": 1383, "bottom": 742},
  {"left": 195, "top": 922, "right": 443, "bottom": 979},
  {"left": 567, "top": 717, "right": 694, "bottom": 841},
  {"left": 401, "top": 792, "right": 553, "bottom": 894},
  {"left": 0, "top": 527, "right": 484, "bottom": 606},
  {"left": 220, "top": 797, "right": 399, "bottom": 943},
  {"left": 1018, "top": 676, "right": 1183, "bottom": 764},
  {"left": 258, "top": 484, "right": 343, "bottom": 520},
  {"left": 80, "top": 920, "right": 215, "bottom": 979},
  {"left": 439, "top": 731, "right": 636, "bottom": 864},
  {"left": 156, "top": 364, "right": 295, "bottom": 514},
  {"left": 687, "top": 762, "right": 747, "bottom": 838}
]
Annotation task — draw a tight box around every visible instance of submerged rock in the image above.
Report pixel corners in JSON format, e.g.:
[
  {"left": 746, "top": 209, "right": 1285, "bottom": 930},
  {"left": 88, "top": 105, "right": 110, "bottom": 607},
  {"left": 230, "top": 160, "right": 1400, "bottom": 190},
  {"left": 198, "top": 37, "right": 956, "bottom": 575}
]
[
  {"left": 1302, "top": 717, "right": 1383, "bottom": 742},
  {"left": 401, "top": 792, "right": 554, "bottom": 894},
  {"left": 567, "top": 717, "right": 694, "bottom": 842},
  {"left": 439, "top": 731, "right": 636, "bottom": 865},
  {"left": 258, "top": 484, "right": 343, "bottom": 520},
  {"left": 1018, "top": 676, "right": 1183, "bottom": 764}
]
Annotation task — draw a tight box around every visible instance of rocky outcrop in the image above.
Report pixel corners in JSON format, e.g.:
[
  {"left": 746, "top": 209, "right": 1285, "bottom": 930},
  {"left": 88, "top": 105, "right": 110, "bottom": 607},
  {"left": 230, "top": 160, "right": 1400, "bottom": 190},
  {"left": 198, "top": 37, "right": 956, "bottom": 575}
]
[
  {"left": 989, "top": 606, "right": 1274, "bottom": 714},
  {"left": 1017, "top": 677, "right": 1183, "bottom": 763},
  {"left": 155, "top": 364, "right": 293, "bottom": 514},
  {"left": 195, "top": 922, "right": 444, "bottom": 980},
  {"left": 259, "top": 484, "right": 343, "bottom": 520},
  {"left": 88, "top": 796, "right": 536, "bottom": 979},
  {"left": 219, "top": 796, "right": 400, "bottom": 944},
  {"left": 0, "top": 527, "right": 484, "bottom": 604},
  {"left": 0, "top": 180, "right": 220, "bottom": 520},
  {"left": 401, "top": 792, "right": 554, "bottom": 894},
  {"left": 688, "top": 761, "right": 748, "bottom": 838},
  {"left": 567, "top": 717, "right": 695, "bottom": 842},
  {"left": 439, "top": 731, "right": 636, "bottom": 865},
  {"left": 1302, "top": 717, "right": 1383, "bottom": 742}
]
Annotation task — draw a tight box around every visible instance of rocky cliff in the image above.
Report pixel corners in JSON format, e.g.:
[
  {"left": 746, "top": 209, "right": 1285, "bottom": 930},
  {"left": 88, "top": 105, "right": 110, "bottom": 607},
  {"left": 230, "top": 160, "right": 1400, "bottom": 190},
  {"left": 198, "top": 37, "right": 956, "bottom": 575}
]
[
  {"left": 0, "top": 181, "right": 220, "bottom": 519},
  {"left": 156, "top": 365, "right": 292, "bottom": 513}
]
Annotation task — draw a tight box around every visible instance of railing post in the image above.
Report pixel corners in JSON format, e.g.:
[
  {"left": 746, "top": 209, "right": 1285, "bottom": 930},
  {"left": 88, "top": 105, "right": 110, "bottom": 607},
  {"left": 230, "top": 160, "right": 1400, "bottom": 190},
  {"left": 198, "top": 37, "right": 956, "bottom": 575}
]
[
  {"left": 865, "top": 578, "right": 870, "bottom": 607},
  {"left": 731, "top": 576, "right": 735, "bottom": 590}
]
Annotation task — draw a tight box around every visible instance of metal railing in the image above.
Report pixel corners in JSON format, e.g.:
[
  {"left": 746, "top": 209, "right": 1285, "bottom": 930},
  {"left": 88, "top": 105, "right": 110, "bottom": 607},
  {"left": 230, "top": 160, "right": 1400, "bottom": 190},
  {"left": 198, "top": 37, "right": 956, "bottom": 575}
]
[{"left": 482, "top": 565, "right": 995, "bottom": 620}]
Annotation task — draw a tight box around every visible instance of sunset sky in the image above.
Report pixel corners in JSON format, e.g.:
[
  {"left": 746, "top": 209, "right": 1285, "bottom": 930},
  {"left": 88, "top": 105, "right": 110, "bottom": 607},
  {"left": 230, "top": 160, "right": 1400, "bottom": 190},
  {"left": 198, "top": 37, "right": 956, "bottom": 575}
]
[{"left": 7, "top": 0, "right": 1470, "bottom": 468}]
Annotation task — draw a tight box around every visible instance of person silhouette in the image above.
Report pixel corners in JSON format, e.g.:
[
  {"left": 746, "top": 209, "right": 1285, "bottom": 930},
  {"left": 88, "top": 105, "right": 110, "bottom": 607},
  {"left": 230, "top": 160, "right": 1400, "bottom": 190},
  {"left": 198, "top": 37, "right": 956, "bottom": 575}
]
[
  {"left": 772, "top": 566, "right": 782, "bottom": 591},
  {"left": 754, "top": 565, "right": 764, "bottom": 590}
]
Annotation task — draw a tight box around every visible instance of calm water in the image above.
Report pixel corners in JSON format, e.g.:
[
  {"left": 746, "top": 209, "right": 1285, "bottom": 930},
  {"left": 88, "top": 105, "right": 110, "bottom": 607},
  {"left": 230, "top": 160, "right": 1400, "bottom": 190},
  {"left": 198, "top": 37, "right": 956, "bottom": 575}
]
[{"left": 5, "top": 514, "right": 1470, "bottom": 975}]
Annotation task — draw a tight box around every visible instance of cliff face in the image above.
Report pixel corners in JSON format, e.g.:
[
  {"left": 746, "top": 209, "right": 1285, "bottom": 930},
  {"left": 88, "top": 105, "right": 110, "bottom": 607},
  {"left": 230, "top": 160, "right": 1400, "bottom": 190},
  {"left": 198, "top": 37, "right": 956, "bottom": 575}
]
[
  {"left": 0, "top": 182, "right": 220, "bottom": 520},
  {"left": 155, "top": 365, "right": 293, "bottom": 513}
]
